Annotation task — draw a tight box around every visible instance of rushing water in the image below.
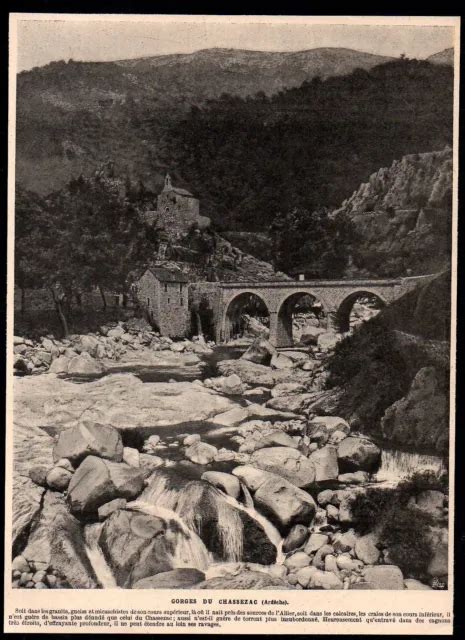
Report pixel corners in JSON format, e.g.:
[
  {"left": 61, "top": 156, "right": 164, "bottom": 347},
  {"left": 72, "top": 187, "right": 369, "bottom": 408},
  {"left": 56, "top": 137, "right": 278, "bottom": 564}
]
[
  {"left": 84, "top": 523, "right": 119, "bottom": 589},
  {"left": 374, "top": 447, "right": 447, "bottom": 483},
  {"left": 126, "top": 500, "right": 213, "bottom": 571},
  {"left": 82, "top": 470, "right": 284, "bottom": 586},
  {"left": 219, "top": 486, "right": 285, "bottom": 565}
]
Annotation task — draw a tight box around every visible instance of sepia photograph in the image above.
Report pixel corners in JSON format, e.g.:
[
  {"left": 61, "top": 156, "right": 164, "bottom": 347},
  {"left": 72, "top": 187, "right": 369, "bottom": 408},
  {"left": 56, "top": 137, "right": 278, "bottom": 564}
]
[{"left": 5, "top": 12, "right": 459, "bottom": 634}]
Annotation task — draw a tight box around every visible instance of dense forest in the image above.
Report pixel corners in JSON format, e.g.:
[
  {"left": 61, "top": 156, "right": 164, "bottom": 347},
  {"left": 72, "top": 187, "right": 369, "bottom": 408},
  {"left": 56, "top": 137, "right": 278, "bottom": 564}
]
[
  {"left": 15, "top": 56, "right": 453, "bottom": 297},
  {"left": 17, "top": 57, "right": 452, "bottom": 235},
  {"left": 166, "top": 59, "right": 452, "bottom": 231}
]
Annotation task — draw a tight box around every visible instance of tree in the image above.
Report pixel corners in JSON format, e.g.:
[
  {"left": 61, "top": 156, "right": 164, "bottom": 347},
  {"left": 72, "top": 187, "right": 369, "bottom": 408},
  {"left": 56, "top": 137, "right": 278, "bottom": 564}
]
[
  {"left": 15, "top": 174, "right": 157, "bottom": 336},
  {"left": 270, "top": 207, "right": 357, "bottom": 277}
]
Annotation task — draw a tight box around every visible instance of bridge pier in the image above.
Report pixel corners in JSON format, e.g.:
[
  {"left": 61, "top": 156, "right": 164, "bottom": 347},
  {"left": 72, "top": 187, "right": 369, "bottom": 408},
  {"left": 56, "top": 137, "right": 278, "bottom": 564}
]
[
  {"left": 268, "top": 311, "right": 279, "bottom": 347},
  {"left": 326, "top": 310, "right": 340, "bottom": 333}
]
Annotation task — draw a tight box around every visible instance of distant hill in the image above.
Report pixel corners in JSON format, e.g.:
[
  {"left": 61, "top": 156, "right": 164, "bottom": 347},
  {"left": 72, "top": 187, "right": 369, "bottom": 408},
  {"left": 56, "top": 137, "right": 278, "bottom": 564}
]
[
  {"left": 114, "top": 47, "right": 393, "bottom": 96},
  {"left": 15, "top": 52, "right": 453, "bottom": 242},
  {"left": 15, "top": 46, "right": 393, "bottom": 195},
  {"left": 427, "top": 48, "right": 454, "bottom": 65}
]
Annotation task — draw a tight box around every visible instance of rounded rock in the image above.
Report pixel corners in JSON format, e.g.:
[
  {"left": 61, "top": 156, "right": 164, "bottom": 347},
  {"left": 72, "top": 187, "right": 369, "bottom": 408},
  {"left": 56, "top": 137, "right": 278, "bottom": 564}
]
[
  {"left": 46, "top": 466, "right": 73, "bottom": 492},
  {"left": 12, "top": 555, "right": 30, "bottom": 573},
  {"left": 284, "top": 551, "right": 311, "bottom": 570}
]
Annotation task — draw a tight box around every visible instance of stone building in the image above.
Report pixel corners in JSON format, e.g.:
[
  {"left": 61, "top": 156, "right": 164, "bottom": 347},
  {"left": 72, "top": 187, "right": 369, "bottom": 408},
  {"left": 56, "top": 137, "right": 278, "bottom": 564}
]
[
  {"left": 134, "top": 267, "right": 190, "bottom": 337},
  {"left": 144, "top": 174, "right": 210, "bottom": 242}
]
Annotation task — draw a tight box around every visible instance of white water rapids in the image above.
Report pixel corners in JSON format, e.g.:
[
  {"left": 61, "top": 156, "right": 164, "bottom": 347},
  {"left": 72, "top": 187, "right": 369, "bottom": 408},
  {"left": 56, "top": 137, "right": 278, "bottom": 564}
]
[
  {"left": 84, "top": 523, "right": 119, "bottom": 589},
  {"left": 374, "top": 448, "right": 446, "bottom": 483},
  {"left": 83, "top": 472, "right": 284, "bottom": 587},
  {"left": 83, "top": 449, "right": 445, "bottom": 587}
]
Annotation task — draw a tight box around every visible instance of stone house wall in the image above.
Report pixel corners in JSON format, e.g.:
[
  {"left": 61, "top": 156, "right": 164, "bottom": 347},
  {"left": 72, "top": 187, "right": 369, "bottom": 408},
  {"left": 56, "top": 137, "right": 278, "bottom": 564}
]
[
  {"left": 156, "top": 191, "right": 200, "bottom": 238},
  {"left": 135, "top": 270, "right": 190, "bottom": 338}
]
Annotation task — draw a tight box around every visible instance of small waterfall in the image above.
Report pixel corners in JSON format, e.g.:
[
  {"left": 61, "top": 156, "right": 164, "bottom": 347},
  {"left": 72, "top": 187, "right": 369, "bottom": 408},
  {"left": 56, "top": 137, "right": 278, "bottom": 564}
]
[
  {"left": 134, "top": 472, "right": 284, "bottom": 570},
  {"left": 176, "top": 483, "right": 244, "bottom": 562},
  {"left": 84, "top": 523, "right": 118, "bottom": 589},
  {"left": 241, "top": 483, "right": 255, "bottom": 508},
  {"left": 375, "top": 448, "right": 446, "bottom": 484},
  {"left": 219, "top": 490, "right": 285, "bottom": 565},
  {"left": 127, "top": 500, "right": 212, "bottom": 571},
  {"left": 140, "top": 472, "right": 182, "bottom": 510}
]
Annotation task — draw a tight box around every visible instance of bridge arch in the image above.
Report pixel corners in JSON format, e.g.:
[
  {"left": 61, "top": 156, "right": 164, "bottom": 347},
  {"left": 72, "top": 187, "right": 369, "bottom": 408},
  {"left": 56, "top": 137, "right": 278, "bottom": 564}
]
[
  {"left": 336, "top": 290, "right": 386, "bottom": 333},
  {"left": 276, "top": 291, "right": 327, "bottom": 348},
  {"left": 223, "top": 290, "right": 270, "bottom": 342}
]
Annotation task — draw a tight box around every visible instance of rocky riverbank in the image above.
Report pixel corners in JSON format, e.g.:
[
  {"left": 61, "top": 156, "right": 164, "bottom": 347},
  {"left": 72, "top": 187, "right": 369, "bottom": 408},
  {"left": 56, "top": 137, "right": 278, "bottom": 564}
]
[{"left": 11, "top": 327, "right": 448, "bottom": 592}]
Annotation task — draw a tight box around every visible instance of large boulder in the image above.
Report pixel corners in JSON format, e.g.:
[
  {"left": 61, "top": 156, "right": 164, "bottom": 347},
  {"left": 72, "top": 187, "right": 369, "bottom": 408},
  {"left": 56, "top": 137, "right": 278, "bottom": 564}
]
[
  {"left": 337, "top": 436, "right": 381, "bottom": 473},
  {"left": 317, "top": 332, "right": 343, "bottom": 351},
  {"left": 299, "top": 326, "right": 326, "bottom": 345},
  {"left": 233, "top": 466, "right": 316, "bottom": 532},
  {"left": 107, "top": 326, "right": 125, "bottom": 340},
  {"left": 68, "top": 353, "right": 104, "bottom": 376},
  {"left": 53, "top": 421, "right": 123, "bottom": 465},
  {"left": 13, "top": 422, "right": 54, "bottom": 552},
  {"left": 217, "top": 360, "right": 275, "bottom": 386},
  {"left": 354, "top": 533, "right": 380, "bottom": 565},
  {"left": 266, "top": 393, "right": 316, "bottom": 414},
  {"left": 46, "top": 466, "right": 73, "bottom": 491},
  {"left": 48, "top": 356, "right": 70, "bottom": 374},
  {"left": 67, "top": 456, "right": 145, "bottom": 516},
  {"left": 381, "top": 367, "right": 449, "bottom": 452},
  {"left": 75, "top": 335, "right": 100, "bottom": 357},
  {"left": 196, "top": 571, "right": 289, "bottom": 589},
  {"left": 212, "top": 403, "right": 300, "bottom": 428},
  {"left": 203, "top": 374, "right": 245, "bottom": 396},
  {"left": 248, "top": 431, "right": 298, "bottom": 453},
  {"left": 21, "top": 491, "right": 97, "bottom": 588},
  {"left": 305, "top": 533, "right": 330, "bottom": 555},
  {"left": 284, "top": 551, "right": 311, "bottom": 570},
  {"left": 253, "top": 476, "right": 316, "bottom": 532},
  {"left": 308, "top": 445, "right": 339, "bottom": 482},
  {"left": 17, "top": 373, "right": 237, "bottom": 433},
  {"left": 270, "top": 353, "right": 294, "bottom": 370},
  {"left": 250, "top": 447, "right": 316, "bottom": 487},
  {"left": 308, "top": 569, "right": 343, "bottom": 589},
  {"left": 308, "top": 416, "right": 350, "bottom": 436},
  {"left": 201, "top": 471, "right": 241, "bottom": 499},
  {"left": 361, "top": 565, "right": 404, "bottom": 589},
  {"left": 241, "top": 338, "right": 276, "bottom": 365},
  {"left": 185, "top": 441, "right": 218, "bottom": 465},
  {"left": 99, "top": 508, "right": 175, "bottom": 587},
  {"left": 282, "top": 524, "right": 310, "bottom": 553},
  {"left": 232, "top": 465, "right": 274, "bottom": 492},
  {"left": 133, "top": 568, "right": 205, "bottom": 589},
  {"left": 271, "top": 382, "right": 307, "bottom": 398}
]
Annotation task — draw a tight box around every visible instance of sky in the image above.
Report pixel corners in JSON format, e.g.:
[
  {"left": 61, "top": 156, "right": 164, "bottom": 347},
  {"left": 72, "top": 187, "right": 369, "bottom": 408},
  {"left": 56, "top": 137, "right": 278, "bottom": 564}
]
[{"left": 12, "top": 15, "right": 456, "bottom": 73}]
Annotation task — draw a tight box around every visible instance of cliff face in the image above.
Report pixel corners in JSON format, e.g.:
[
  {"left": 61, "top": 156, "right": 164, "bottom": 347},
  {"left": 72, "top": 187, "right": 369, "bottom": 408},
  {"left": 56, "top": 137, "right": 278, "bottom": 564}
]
[
  {"left": 326, "top": 271, "right": 451, "bottom": 452},
  {"left": 336, "top": 148, "right": 453, "bottom": 278}
]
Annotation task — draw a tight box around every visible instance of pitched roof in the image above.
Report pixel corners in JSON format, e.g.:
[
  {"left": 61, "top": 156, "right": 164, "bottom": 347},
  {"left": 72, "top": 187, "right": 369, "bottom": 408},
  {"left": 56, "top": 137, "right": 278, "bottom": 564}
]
[
  {"left": 148, "top": 267, "right": 190, "bottom": 283},
  {"left": 171, "top": 186, "right": 195, "bottom": 197}
]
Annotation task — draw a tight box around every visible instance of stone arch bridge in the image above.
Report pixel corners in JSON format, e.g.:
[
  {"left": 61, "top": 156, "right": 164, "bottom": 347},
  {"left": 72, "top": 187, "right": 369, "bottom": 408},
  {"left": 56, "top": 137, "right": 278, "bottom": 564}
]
[{"left": 196, "top": 275, "right": 436, "bottom": 348}]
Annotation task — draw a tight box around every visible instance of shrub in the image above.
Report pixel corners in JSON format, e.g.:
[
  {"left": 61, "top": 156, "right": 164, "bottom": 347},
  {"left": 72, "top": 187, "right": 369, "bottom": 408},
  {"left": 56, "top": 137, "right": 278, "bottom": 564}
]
[
  {"left": 350, "top": 486, "right": 398, "bottom": 535},
  {"left": 397, "top": 470, "right": 449, "bottom": 496},
  {"left": 378, "top": 505, "right": 434, "bottom": 578},
  {"left": 349, "top": 470, "right": 448, "bottom": 579}
]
